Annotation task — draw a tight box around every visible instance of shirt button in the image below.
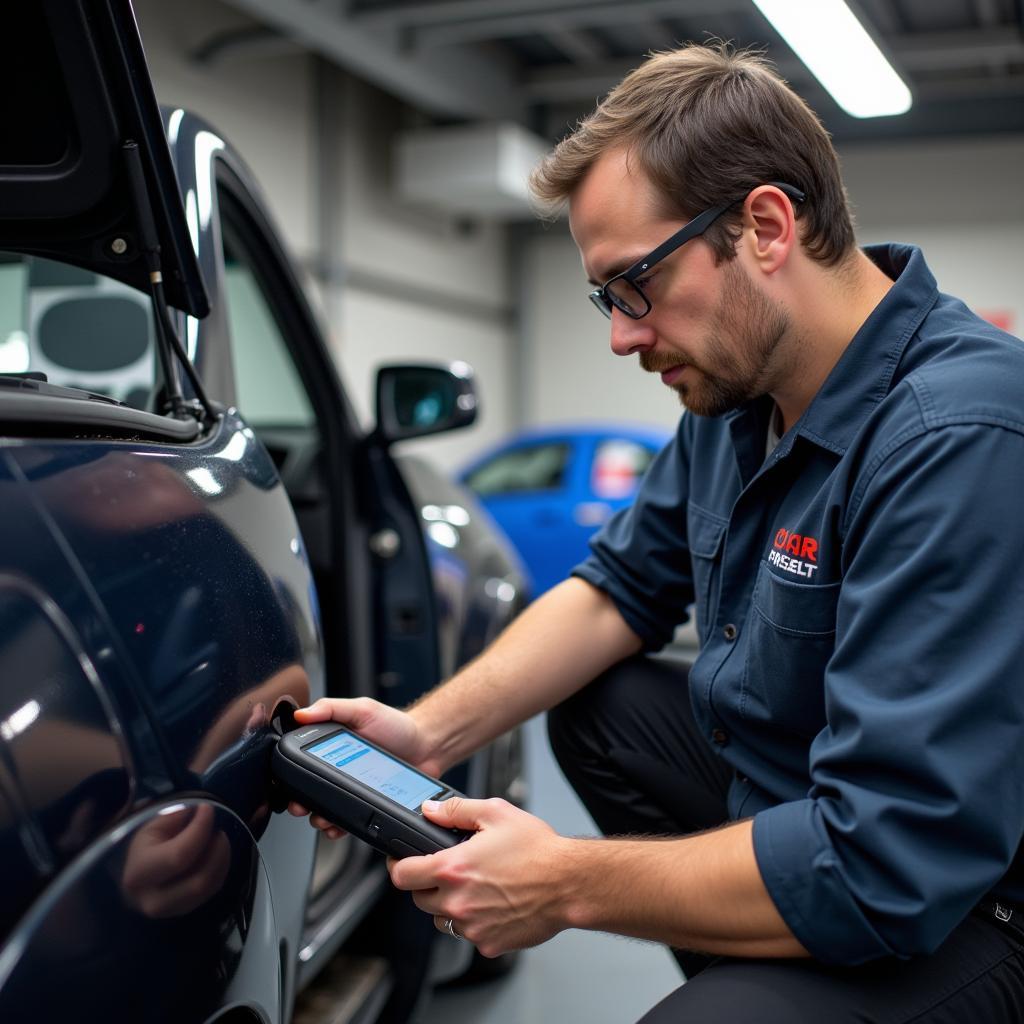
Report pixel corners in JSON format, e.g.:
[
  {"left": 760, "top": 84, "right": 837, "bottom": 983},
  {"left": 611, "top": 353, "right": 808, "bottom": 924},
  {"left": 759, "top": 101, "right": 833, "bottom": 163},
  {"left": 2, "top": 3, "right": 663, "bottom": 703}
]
[
  {"left": 735, "top": 770, "right": 749, "bottom": 783},
  {"left": 711, "top": 728, "right": 728, "bottom": 745},
  {"left": 723, "top": 623, "right": 738, "bottom": 641}
]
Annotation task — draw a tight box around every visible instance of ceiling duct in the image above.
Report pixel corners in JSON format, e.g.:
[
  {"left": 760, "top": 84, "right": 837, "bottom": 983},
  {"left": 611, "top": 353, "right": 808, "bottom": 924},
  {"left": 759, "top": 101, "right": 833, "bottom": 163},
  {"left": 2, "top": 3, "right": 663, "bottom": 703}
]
[{"left": 395, "top": 122, "right": 550, "bottom": 219}]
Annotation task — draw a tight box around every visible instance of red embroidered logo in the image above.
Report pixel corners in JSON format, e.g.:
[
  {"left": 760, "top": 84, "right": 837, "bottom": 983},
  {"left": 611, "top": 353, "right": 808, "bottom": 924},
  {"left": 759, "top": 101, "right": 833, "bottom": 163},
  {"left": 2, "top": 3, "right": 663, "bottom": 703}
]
[{"left": 768, "top": 528, "right": 819, "bottom": 579}]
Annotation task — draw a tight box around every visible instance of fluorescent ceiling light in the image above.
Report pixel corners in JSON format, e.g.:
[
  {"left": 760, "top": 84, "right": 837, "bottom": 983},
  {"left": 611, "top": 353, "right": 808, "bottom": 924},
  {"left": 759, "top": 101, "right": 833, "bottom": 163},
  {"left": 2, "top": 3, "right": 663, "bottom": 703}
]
[{"left": 752, "top": 0, "right": 912, "bottom": 118}]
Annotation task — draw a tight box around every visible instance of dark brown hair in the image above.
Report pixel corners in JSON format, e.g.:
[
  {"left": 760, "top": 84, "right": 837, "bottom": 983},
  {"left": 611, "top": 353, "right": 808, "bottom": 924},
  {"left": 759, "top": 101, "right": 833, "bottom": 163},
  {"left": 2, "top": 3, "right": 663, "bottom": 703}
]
[{"left": 530, "top": 42, "right": 856, "bottom": 266}]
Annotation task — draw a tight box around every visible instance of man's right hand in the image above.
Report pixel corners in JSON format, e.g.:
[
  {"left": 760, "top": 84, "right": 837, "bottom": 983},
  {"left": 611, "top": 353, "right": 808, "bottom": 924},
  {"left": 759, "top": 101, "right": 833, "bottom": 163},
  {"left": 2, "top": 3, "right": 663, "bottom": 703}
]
[{"left": 284, "top": 697, "right": 436, "bottom": 840}]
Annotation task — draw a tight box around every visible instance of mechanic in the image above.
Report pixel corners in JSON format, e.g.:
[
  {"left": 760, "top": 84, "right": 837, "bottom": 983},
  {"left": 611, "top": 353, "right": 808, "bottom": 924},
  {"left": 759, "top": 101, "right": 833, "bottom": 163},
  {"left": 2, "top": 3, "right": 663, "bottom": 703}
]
[{"left": 291, "top": 43, "right": 1024, "bottom": 1020}]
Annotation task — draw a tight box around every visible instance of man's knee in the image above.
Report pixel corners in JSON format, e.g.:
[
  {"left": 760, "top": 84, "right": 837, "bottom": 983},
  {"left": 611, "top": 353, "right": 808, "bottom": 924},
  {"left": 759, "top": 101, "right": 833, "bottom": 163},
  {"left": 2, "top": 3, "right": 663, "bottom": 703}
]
[
  {"left": 637, "top": 961, "right": 849, "bottom": 1024},
  {"left": 546, "top": 654, "right": 648, "bottom": 769}
]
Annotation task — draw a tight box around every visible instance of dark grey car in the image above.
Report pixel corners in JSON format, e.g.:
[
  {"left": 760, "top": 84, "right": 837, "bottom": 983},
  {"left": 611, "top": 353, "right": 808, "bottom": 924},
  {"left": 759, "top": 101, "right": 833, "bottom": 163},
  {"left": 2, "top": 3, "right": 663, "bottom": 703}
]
[{"left": 0, "top": 2, "right": 526, "bottom": 1021}]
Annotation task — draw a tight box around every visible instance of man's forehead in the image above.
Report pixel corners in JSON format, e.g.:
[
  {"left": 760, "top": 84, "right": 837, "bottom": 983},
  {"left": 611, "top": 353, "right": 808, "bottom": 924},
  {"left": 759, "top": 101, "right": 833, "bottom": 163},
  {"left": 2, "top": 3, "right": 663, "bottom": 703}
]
[
  {"left": 569, "top": 149, "right": 679, "bottom": 279},
  {"left": 569, "top": 149, "right": 653, "bottom": 230}
]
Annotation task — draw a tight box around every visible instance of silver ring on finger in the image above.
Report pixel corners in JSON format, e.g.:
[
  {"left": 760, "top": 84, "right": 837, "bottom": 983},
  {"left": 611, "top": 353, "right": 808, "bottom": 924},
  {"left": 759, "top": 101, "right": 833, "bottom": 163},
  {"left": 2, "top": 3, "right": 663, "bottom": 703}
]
[{"left": 444, "top": 917, "right": 463, "bottom": 940}]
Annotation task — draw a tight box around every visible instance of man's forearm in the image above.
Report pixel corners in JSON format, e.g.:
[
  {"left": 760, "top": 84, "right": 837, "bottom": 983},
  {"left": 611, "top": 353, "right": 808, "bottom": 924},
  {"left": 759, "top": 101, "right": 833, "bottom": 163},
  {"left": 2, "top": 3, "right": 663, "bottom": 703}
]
[
  {"left": 408, "top": 577, "right": 642, "bottom": 771},
  {"left": 558, "top": 820, "right": 808, "bottom": 959}
]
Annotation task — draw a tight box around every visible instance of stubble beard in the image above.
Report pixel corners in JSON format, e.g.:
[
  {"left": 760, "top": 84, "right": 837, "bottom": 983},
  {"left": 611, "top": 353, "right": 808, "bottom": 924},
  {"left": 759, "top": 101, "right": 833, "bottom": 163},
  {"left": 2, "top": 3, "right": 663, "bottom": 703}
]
[{"left": 640, "top": 259, "right": 790, "bottom": 417}]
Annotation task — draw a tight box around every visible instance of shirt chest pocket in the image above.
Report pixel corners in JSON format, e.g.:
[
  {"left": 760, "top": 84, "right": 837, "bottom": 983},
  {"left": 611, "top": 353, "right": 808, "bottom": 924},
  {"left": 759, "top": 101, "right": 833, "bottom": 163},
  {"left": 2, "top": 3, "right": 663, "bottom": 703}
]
[
  {"left": 741, "top": 563, "right": 841, "bottom": 739},
  {"left": 687, "top": 504, "right": 727, "bottom": 645}
]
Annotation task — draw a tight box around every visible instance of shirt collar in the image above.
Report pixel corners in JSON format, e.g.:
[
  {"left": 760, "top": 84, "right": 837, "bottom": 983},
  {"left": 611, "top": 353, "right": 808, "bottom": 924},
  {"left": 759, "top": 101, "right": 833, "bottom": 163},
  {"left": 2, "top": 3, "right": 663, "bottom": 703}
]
[{"left": 792, "top": 243, "right": 939, "bottom": 455}]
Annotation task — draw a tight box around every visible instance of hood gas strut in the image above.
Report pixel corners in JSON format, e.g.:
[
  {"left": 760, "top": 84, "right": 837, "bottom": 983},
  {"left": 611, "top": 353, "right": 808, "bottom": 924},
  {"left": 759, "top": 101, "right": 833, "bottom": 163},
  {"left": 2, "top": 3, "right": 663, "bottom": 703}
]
[{"left": 122, "top": 140, "right": 215, "bottom": 428}]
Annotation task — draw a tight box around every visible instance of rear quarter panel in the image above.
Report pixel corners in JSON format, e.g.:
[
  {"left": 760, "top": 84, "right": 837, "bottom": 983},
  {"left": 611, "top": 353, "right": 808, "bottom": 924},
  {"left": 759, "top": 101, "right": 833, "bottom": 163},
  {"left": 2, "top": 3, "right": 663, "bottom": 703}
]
[
  {"left": 0, "top": 411, "right": 323, "bottom": 1013},
  {"left": 0, "top": 798, "right": 281, "bottom": 1024}
]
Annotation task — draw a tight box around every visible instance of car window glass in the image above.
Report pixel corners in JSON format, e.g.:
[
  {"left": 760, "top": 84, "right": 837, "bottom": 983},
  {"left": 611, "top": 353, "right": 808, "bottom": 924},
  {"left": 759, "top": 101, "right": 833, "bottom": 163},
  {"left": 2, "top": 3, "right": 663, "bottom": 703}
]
[
  {"left": 466, "top": 442, "right": 571, "bottom": 496},
  {"left": 0, "top": 252, "right": 156, "bottom": 410},
  {"left": 591, "top": 439, "right": 657, "bottom": 499},
  {"left": 220, "top": 221, "right": 314, "bottom": 429}
]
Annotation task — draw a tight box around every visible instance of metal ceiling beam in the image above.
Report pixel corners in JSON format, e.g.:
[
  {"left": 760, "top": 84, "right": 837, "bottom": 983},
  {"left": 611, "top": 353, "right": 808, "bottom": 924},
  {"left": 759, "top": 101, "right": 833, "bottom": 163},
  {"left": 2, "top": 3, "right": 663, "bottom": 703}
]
[
  {"left": 191, "top": 26, "right": 304, "bottom": 66},
  {"left": 521, "top": 28, "right": 1024, "bottom": 103},
  {"left": 969, "top": 0, "right": 1012, "bottom": 73},
  {"left": 523, "top": 55, "right": 810, "bottom": 103},
  {"left": 397, "top": 0, "right": 750, "bottom": 48},
  {"left": 522, "top": 60, "right": 650, "bottom": 103},
  {"left": 354, "top": 0, "right": 711, "bottom": 28},
  {"left": 419, "top": 15, "right": 1024, "bottom": 65},
  {"left": 824, "top": 93, "right": 1024, "bottom": 141},
  {"left": 638, "top": 20, "right": 688, "bottom": 53},
  {"left": 852, "top": 0, "right": 903, "bottom": 35},
  {"left": 220, "top": 0, "right": 523, "bottom": 119},
  {"left": 545, "top": 25, "right": 606, "bottom": 64},
  {"left": 890, "top": 27, "right": 1024, "bottom": 71},
  {"left": 540, "top": 85, "right": 1024, "bottom": 144},
  {"left": 971, "top": 0, "right": 1003, "bottom": 27},
  {"left": 914, "top": 72, "right": 1024, "bottom": 101}
]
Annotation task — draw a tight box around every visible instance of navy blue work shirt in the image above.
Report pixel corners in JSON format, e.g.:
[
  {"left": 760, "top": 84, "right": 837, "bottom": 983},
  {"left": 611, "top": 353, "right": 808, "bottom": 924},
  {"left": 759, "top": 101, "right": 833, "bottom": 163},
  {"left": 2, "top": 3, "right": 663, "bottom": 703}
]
[{"left": 574, "top": 244, "right": 1024, "bottom": 965}]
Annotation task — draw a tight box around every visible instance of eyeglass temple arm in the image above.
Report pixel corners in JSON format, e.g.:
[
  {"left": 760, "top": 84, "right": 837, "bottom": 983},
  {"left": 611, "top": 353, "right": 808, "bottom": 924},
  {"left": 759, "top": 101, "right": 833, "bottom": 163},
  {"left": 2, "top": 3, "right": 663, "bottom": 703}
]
[
  {"left": 629, "top": 204, "right": 732, "bottom": 276},
  {"left": 766, "top": 181, "right": 807, "bottom": 203},
  {"left": 623, "top": 181, "right": 807, "bottom": 281}
]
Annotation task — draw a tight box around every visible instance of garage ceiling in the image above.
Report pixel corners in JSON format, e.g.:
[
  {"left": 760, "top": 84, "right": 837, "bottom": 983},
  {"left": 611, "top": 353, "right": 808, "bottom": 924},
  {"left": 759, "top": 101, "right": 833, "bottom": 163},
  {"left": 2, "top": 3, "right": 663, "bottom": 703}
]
[{"left": 217, "top": 0, "right": 1024, "bottom": 142}]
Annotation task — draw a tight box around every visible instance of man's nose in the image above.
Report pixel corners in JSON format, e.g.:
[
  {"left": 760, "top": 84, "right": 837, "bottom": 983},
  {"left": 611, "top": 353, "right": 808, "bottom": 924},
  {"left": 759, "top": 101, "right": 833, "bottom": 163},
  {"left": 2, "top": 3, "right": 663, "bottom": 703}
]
[{"left": 609, "top": 308, "right": 656, "bottom": 357}]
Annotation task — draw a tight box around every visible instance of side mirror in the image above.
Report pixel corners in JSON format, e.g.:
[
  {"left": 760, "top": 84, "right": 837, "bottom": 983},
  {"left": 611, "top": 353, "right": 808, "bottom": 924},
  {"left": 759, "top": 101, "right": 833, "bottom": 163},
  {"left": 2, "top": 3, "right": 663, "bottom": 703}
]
[{"left": 374, "top": 362, "right": 478, "bottom": 444}]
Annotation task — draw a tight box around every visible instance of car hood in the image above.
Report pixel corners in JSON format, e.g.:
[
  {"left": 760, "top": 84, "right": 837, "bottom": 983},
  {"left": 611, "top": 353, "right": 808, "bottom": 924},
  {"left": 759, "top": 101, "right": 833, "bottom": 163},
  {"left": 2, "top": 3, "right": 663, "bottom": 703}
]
[{"left": 0, "top": 0, "right": 208, "bottom": 317}]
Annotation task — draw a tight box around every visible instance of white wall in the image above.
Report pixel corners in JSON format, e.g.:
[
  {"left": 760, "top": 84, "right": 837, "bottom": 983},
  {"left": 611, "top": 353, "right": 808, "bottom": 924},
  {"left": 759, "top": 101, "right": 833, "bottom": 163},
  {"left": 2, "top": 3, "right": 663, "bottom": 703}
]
[
  {"left": 136, "top": 0, "right": 515, "bottom": 468},
  {"left": 327, "top": 77, "right": 514, "bottom": 467},
  {"left": 135, "top": 0, "right": 316, "bottom": 260},
  {"left": 842, "top": 137, "right": 1024, "bottom": 334},
  {"left": 338, "top": 292, "right": 513, "bottom": 468},
  {"left": 519, "top": 228, "right": 682, "bottom": 431},
  {"left": 518, "top": 135, "right": 1024, "bottom": 430}
]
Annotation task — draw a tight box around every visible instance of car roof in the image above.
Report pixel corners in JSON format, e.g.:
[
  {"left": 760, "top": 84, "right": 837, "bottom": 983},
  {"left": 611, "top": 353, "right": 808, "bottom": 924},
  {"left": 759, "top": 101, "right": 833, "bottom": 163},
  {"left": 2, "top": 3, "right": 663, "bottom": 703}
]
[
  {"left": 459, "top": 420, "right": 675, "bottom": 474},
  {"left": 504, "top": 422, "right": 671, "bottom": 442}
]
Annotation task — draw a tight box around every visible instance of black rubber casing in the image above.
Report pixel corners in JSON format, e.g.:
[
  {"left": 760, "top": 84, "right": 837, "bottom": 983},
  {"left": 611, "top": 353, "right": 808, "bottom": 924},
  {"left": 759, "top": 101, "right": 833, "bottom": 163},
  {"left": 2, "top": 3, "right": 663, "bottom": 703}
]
[{"left": 272, "top": 722, "right": 469, "bottom": 857}]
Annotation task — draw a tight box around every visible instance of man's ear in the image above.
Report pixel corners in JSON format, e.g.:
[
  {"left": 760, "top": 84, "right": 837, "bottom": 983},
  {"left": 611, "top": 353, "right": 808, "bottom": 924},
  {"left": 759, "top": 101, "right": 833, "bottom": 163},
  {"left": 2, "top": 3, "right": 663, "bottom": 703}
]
[{"left": 743, "top": 185, "right": 798, "bottom": 274}]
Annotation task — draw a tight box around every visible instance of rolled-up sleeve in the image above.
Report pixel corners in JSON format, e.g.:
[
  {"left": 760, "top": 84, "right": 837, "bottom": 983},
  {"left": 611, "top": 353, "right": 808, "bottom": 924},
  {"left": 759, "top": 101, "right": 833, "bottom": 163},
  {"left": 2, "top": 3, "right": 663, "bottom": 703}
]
[
  {"left": 572, "top": 420, "right": 694, "bottom": 649},
  {"left": 754, "top": 421, "right": 1024, "bottom": 964}
]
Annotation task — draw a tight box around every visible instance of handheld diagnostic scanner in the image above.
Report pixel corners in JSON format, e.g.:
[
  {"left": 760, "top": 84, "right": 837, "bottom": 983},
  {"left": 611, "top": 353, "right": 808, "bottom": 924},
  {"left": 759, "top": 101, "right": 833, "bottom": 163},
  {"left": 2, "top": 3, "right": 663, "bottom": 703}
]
[{"left": 272, "top": 721, "right": 469, "bottom": 857}]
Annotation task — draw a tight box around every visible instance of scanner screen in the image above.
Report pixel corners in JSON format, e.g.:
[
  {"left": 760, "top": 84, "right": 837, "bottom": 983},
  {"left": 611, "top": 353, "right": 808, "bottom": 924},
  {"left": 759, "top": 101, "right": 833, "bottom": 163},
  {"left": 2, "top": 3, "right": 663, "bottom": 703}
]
[{"left": 307, "top": 732, "right": 443, "bottom": 810}]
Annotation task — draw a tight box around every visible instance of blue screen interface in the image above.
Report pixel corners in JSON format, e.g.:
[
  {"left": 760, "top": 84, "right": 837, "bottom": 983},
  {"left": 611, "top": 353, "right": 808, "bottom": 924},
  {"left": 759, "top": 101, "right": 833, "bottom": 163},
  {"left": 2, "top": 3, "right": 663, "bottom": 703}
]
[{"left": 307, "top": 733, "right": 443, "bottom": 811}]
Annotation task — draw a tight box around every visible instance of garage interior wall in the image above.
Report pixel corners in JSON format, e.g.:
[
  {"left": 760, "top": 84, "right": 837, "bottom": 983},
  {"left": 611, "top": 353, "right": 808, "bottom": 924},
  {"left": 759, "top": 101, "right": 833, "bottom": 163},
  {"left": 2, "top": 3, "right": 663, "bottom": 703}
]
[
  {"left": 519, "top": 135, "right": 1024, "bottom": 433},
  {"left": 326, "top": 72, "right": 515, "bottom": 470},
  {"left": 135, "top": 0, "right": 514, "bottom": 471},
  {"left": 136, "top": 0, "right": 1022, "bottom": 461}
]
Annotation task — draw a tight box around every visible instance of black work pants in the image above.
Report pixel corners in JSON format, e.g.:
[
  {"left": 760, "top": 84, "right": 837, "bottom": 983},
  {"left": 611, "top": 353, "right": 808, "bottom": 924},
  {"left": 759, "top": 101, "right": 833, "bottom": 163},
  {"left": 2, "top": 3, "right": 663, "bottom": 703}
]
[{"left": 546, "top": 654, "right": 1024, "bottom": 1023}]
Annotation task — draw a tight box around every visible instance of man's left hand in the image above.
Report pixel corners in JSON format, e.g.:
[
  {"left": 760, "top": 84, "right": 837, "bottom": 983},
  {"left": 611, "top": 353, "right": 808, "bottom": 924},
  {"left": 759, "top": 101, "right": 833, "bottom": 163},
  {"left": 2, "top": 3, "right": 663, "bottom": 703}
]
[{"left": 388, "top": 796, "right": 576, "bottom": 958}]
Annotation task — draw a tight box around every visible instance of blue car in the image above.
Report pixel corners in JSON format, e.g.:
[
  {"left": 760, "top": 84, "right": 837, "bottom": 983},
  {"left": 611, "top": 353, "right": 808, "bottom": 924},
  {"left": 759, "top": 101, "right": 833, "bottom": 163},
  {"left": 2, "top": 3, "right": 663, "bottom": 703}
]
[{"left": 459, "top": 424, "right": 672, "bottom": 596}]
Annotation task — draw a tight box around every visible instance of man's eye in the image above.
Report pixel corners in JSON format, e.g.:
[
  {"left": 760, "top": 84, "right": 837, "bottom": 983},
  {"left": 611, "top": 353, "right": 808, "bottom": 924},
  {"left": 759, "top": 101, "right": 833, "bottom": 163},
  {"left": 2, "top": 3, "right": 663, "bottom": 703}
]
[{"left": 634, "top": 272, "right": 657, "bottom": 292}]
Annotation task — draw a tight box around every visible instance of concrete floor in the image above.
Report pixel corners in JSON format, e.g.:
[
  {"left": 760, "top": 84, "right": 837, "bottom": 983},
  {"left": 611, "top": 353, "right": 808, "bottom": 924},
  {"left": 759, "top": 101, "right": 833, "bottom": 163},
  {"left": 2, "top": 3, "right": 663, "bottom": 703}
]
[{"left": 417, "top": 713, "right": 683, "bottom": 1024}]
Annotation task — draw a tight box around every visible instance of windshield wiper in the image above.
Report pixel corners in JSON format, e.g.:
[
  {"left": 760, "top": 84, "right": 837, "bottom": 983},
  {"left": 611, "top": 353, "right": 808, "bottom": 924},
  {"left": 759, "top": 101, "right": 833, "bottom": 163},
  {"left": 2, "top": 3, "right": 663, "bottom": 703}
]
[{"left": 0, "top": 372, "right": 116, "bottom": 402}]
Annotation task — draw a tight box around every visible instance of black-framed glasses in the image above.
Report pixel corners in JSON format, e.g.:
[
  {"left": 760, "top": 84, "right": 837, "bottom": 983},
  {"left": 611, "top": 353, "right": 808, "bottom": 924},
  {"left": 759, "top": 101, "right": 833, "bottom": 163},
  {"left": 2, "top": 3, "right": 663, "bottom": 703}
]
[{"left": 588, "top": 182, "right": 806, "bottom": 320}]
